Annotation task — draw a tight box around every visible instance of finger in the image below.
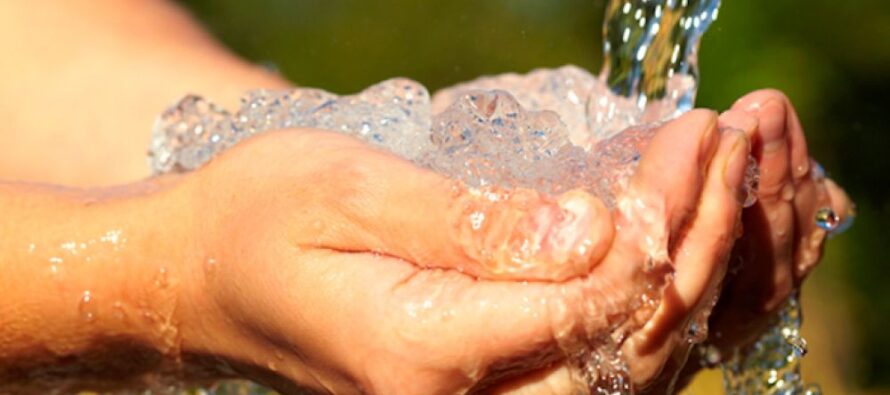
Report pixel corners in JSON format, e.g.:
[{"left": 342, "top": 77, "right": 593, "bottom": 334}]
[
  {"left": 622, "top": 109, "right": 721, "bottom": 263},
  {"left": 727, "top": 92, "right": 798, "bottom": 312},
  {"left": 733, "top": 89, "right": 810, "bottom": 182},
  {"left": 206, "top": 130, "right": 615, "bottom": 282},
  {"left": 732, "top": 92, "right": 793, "bottom": 201},
  {"left": 621, "top": 129, "right": 750, "bottom": 384},
  {"left": 487, "top": 362, "right": 575, "bottom": 395},
  {"left": 791, "top": 176, "right": 830, "bottom": 280},
  {"left": 344, "top": 155, "right": 615, "bottom": 282},
  {"left": 717, "top": 109, "right": 758, "bottom": 141},
  {"left": 361, "top": 256, "right": 655, "bottom": 393},
  {"left": 791, "top": 171, "right": 857, "bottom": 280}
]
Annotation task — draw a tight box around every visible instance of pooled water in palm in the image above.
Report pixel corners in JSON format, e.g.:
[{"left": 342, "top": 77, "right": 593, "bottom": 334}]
[{"left": 144, "top": 1, "right": 811, "bottom": 394}]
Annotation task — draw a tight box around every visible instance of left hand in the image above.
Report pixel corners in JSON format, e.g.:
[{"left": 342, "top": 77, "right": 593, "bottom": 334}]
[
  {"left": 653, "top": 90, "right": 856, "bottom": 393},
  {"left": 708, "top": 89, "right": 854, "bottom": 353}
]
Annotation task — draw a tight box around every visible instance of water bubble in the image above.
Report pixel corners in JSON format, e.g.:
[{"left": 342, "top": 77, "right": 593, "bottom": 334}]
[
  {"left": 141, "top": 0, "right": 829, "bottom": 392},
  {"left": 468, "top": 211, "right": 485, "bottom": 230},
  {"left": 743, "top": 156, "right": 760, "bottom": 207}
]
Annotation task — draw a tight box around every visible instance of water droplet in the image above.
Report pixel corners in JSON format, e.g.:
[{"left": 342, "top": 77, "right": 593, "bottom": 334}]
[
  {"left": 112, "top": 301, "right": 126, "bottom": 320},
  {"left": 721, "top": 293, "right": 817, "bottom": 393},
  {"left": 204, "top": 257, "right": 219, "bottom": 277},
  {"left": 794, "top": 162, "right": 809, "bottom": 178},
  {"left": 699, "top": 344, "right": 722, "bottom": 368},
  {"left": 685, "top": 315, "right": 709, "bottom": 344},
  {"left": 468, "top": 211, "right": 485, "bottom": 230},
  {"left": 788, "top": 335, "right": 808, "bottom": 358},
  {"left": 49, "top": 257, "right": 63, "bottom": 276},
  {"left": 79, "top": 291, "right": 96, "bottom": 322},
  {"left": 780, "top": 183, "right": 795, "bottom": 202},
  {"left": 810, "top": 161, "right": 826, "bottom": 181},
  {"left": 27, "top": 243, "right": 36, "bottom": 254},
  {"left": 60, "top": 241, "right": 78, "bottom": 254},
  {"left": 804, "top": 383, "right": 823, "bottom": 395},
  {"left": 155, "top": 267, "right": 169, "bottom": 289},
  {"left": 815, "top": 207, "right": 839, "bottom": 232}
]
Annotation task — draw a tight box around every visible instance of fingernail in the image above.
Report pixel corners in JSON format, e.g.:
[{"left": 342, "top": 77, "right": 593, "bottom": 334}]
[
  {"left": 718, "top": 111, "right": 758, "bottom": 138},
  {"left": 724, "top": 133, "right": 751, "bottom": 203},
  {"left": 743, "top": 96, "right": 775, "bottom": 115},
  {"left": 699, "top": 116, "right": 720, "bottom": 162},
  {"left": 550, "top": 192, "right": 593, "bottom": 261},
  {"left": 754, "top": 98, "right": 787, "bottom": 155}
]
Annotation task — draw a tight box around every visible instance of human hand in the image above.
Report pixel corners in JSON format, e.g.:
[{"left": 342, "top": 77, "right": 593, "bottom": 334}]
[
  {"left": 493, "top": 109, "right": 758, "bottom": 394},
  {"left": 702, "top": 90, "right": 854, "bottom": 355},
  {"left": 171, "top": 110, "right": 750, "bottom": 394},
  {"left": 650, "top": 91, "right": 857, "bottom": 393}
]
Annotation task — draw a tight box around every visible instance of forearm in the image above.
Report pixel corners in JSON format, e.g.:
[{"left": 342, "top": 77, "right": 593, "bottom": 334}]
[
  {"left": 0, "top": 178, "right": 200, "bottom": 392},
  {"left": 0, "top": 0, "right": 290, "bottom": 186}
]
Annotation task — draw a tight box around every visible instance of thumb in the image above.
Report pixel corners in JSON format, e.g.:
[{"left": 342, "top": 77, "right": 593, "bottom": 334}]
[{"left": 285, "top": 129, "right": 615, "bottom": 282}]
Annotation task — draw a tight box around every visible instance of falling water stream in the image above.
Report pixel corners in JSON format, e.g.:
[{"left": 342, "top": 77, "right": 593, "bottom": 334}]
[
  {"left": 138, "top": 0, "right": 819, "bottom": 394},
  {"left": 597, "top": 0, "right": 821, "bottom": 394}
]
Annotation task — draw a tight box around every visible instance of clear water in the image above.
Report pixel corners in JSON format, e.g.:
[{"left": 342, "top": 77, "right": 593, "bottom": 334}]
[
  {"left": 595, "top": 1, "right": 821, "bottom": 394},
  {"left": 142, "top": 1, "right": 809, "bottom": 394},
  {"left": 720, "top": 294, "right": 822, "bottom": 395}
]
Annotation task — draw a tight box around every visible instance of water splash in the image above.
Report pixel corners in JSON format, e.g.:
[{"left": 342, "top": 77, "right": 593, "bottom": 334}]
[
  {"left": 141, "top": 1, "right": 795, "bottom": 394},
  {"left": 147, "top": 74, "right": 688, "bottom": 395},
  {"left": 598, "top": 2, "right": 820, "bottom": 394},
  {"left": 591, "top": 0, "right": 721, "bottom": 140},
  {"left": 721, "top": 294, "right": 822, "bottom": 395},
  {"left": 601, "top": 0, "right": 720, "bottom": 108}
]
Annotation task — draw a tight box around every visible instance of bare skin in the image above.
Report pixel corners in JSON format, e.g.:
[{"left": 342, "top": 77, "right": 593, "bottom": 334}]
[
  {"left": 0, "top": 110, "right": 750, "bottom": 394},
  {"left": 0, "top": 1, "right": 853, "bottom": 394},
  {"left": 485, "top": 95, "right": 855, "bottom": 395}
]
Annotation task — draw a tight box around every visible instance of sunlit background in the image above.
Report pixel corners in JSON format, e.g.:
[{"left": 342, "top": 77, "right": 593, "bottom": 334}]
[{"left": 175, "top": 0, "right": 889, "bottom": 393}]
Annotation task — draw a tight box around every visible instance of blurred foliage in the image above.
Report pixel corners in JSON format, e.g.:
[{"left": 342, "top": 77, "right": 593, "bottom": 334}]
[{"left": 176, "top": 0, "right": 889, "bottom": 391}]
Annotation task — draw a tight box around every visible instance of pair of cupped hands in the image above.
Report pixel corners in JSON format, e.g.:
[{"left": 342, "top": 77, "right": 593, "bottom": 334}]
[{"left": 173, "top": 89, "right": 852, "bottom": 394}]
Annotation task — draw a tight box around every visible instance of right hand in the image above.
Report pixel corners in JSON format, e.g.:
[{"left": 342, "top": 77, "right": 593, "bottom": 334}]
[{"left": 169, "top": 109, "right": 750, "bottom": 394}]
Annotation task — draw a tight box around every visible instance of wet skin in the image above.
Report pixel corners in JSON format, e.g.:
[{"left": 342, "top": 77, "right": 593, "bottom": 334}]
[
  {"left": 0, "top": 109, "right": 748, "bottom": 394},
  {"left": 168, "top": 108, "right": 754, "bottom": 394},
  {"left": 0, "top": 1, "right": 855, "bottom": 393},
  {"left": 484, "top": 92, "right": 854, "bottom": 395},
  {"left": 0, "top": 100, "right": 852, "bottom": 394}
]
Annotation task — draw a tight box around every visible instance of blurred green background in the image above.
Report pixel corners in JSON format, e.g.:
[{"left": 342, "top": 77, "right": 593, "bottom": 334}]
[{"left": 175, "top": 0, "right": 889, "bottom": 392}]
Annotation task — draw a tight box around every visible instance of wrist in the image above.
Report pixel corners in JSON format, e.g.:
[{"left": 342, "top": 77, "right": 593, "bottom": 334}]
[{"left": 0, "top": 175, "right": 200, "bottom": 390}]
